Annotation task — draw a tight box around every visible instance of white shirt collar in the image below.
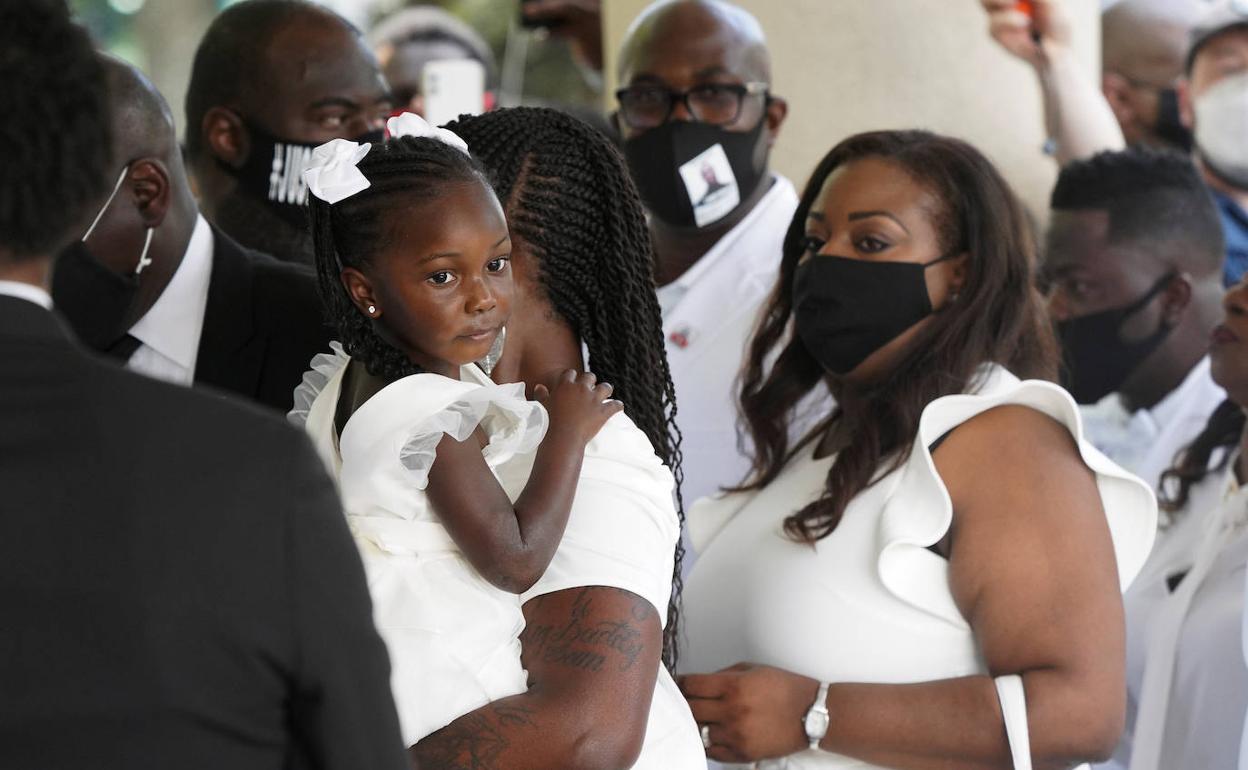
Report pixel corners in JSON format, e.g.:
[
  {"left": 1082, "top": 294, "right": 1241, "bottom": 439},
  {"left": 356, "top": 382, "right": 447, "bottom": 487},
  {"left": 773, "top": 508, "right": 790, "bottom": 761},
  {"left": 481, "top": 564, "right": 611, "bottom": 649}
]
[
  {"left": 665, "top": 174, "right": 798, "bottom": 293},
  {"left": 1151, "top": 355, "right": 1217, "bottom": 429},
  {"left": 0, "top": 280, "right": 53, "bottom": 310},
  {"left": 128, "top": 215, "right": 214, "bottom": 374}
]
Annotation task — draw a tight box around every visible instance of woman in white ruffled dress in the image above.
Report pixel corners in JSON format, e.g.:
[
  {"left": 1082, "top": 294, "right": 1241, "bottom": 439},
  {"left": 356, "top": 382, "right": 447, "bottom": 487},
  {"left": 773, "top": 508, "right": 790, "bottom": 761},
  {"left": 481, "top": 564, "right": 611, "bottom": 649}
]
[
  {"left": 288, "top": 115, "right": 621, "bottom": 747},
  {"left": 679, "top": 131, "right": 1158, "bottom": 770}
]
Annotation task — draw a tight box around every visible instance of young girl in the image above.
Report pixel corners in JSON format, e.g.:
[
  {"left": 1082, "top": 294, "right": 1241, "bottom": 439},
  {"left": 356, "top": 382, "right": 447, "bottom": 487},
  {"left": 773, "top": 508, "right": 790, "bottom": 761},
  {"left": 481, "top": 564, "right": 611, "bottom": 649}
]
[{"left": 288, "top": 115, "right": 620, "bottom": 747}]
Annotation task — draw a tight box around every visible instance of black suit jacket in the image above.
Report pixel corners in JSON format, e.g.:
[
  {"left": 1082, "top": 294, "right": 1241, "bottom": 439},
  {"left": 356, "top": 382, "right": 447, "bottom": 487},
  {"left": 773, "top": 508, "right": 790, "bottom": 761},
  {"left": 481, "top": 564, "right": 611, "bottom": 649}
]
[
  {"left": 196, "top": 229, "right": 331, "bottom": 412},
  {"left": 0, "top": 296, "right": 407, "bottom": 770}
]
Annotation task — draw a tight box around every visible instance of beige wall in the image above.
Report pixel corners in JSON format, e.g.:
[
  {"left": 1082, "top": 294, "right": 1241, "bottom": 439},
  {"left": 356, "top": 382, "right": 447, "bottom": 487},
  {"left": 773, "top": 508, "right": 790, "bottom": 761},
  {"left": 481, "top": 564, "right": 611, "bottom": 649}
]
[{"left": 604, "top": 0, "right": 1101, "bottom": 221}]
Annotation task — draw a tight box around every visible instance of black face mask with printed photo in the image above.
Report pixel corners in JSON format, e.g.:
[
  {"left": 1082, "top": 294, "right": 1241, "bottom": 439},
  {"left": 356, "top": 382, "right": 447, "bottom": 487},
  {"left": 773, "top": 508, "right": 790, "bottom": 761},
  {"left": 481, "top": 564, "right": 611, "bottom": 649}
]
[
  {"left": 222, "top": 120, "right": 385, "bottom": 229},
  {"left": 623, "top": 117, "right": 767, "bottom": 230}
]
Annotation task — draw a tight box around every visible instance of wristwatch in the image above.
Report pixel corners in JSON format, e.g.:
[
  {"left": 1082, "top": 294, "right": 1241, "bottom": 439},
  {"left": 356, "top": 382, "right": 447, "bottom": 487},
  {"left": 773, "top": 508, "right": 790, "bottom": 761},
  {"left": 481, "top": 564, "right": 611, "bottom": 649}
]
[{"left": 802, "top": 681, "right": 831, "bottom": 750}]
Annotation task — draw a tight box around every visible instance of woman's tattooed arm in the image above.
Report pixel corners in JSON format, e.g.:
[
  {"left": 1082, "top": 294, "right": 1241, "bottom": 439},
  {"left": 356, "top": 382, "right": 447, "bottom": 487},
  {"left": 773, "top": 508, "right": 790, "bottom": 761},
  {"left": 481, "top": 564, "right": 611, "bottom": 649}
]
[{"left": 410, "top": 587, "right": 661, "bottom": 770}]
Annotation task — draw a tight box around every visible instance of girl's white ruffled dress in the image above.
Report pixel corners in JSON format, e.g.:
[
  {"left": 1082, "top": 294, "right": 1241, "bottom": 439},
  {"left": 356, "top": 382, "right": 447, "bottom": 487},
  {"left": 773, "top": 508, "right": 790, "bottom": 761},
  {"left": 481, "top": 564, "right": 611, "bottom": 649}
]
[{"left": 289, "top": 343, "right": 546, "bottom": 747}]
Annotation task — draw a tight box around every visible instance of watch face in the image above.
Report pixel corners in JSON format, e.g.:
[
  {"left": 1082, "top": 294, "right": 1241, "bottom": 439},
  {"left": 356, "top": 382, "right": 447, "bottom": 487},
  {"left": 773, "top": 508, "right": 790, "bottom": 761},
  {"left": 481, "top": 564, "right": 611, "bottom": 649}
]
[{"left": 805, "top": 709, "right": 830, "bottom": 739}]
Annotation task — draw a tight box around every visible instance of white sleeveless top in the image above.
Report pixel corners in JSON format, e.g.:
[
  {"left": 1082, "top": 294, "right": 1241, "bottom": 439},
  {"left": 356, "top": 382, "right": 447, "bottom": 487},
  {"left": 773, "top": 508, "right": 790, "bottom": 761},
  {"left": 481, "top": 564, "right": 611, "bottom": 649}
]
[
  {"left": 682, "top": 365, "right": 1157, "bottom": 770},
  {"left": 289, "top": 345, "right": 546, "bottom": 747}
]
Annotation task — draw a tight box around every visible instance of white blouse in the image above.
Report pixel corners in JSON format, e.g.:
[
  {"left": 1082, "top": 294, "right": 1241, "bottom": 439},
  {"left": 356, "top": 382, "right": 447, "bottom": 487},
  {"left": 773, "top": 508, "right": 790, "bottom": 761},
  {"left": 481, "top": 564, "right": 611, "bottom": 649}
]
[
  {"left": 1123, "top": 465, "right": 1248, "bottom": 770},
  {"left": 682, "top": 365, "right": 1157, "bottom": 770}
]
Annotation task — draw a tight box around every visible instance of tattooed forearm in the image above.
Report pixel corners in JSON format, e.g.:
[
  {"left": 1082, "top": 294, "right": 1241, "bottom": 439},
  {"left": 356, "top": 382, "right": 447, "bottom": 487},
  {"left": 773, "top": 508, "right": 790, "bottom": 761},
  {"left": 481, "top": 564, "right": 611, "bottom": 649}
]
[
  {"left": 411, "top": 703, "right": 537, "bottom": 770},
  {"left": 520, "top": 588, "right": 654, "bottom": 673}
]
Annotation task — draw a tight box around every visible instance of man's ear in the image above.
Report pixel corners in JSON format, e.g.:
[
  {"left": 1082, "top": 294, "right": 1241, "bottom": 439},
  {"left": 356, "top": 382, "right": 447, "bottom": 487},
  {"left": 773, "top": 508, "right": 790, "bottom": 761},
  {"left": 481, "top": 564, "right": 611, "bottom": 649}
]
[
  {"left": 203, "top": 106, "right": 249, "bottom": 168},
  {"left": 341, "top": 266, "right": 379, "bottom": 318},
  {"left": 1177, "top": 78, "right": 1196, "bottom": 131},
  {"left": 763, "top": 95, "right": 788, "bottom": 148},
  {"left": 128, "top": 159, "right": 172, "bottom": 229},
  {"left": 1101, "top": 72, "right": 1137, "bottom": 133},
  {"left": 1160, "top": 273, "right": 1194, "bottom": 325}
]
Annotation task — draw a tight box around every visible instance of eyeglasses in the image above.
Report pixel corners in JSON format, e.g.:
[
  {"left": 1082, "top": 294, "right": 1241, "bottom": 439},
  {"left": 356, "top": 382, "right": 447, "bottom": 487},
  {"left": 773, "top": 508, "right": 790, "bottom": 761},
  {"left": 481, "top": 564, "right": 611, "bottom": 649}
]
[{"left": 614, "top": 82, "right": 769, "bottom": 129}]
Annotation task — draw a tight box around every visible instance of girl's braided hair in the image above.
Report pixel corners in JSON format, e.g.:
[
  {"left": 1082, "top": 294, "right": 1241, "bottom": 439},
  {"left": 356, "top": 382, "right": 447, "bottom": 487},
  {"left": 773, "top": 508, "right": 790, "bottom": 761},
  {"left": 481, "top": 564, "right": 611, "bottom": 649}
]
[
  {"left": 447, "top": 107, "right": 686, "bottom": 670},
  {"left": 308, "top": 134, "right": 491, "bottom": 379}
]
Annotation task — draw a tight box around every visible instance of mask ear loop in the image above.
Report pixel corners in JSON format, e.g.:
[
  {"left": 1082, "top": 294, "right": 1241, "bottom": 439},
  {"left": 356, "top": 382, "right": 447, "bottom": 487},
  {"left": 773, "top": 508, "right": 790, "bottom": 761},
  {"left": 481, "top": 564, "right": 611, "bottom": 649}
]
[
  {"left": 134, "top": 228, "right": 154, "bottom": 276},
  {"left": 82, "top": 166, "right": 130, "bottom": 242}
]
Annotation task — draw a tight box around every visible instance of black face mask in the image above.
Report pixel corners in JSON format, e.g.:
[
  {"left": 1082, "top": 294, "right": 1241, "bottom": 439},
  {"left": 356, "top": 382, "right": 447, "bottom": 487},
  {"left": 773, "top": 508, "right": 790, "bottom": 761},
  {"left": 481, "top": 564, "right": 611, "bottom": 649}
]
[
  {"left": 792, "top": 252, "right": 953, "bottom": 376},
  {"left": 52, "top": 240, "right": 140, "bottom": 352},
  {"left": 1056, "top": 273, "right": 1175, "bottom": 405},
  {"left": 1154, "top": 88, "right": 1193, "bottom": 153},
  {"left": 223, "top": 121, "right": 385, "bottom": 229},
  {"left": 622, "top": 117, "right": 767, "bottom": 229},
  {"left": 51, "top": 165, "right": 152, "bottom": 353}
]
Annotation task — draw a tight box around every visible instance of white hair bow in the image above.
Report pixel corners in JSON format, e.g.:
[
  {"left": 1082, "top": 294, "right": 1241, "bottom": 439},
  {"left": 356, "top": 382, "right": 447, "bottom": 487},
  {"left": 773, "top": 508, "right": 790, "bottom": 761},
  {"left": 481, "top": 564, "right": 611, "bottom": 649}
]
[
  {"left": 303, "top": 138, "right": 372, "bottom": 205},
  {"left": 302, "top": 113, "right": 470, "bottom": 205},
  {"left": 387, "top": 112, "right": 471, "bottom": 156}
]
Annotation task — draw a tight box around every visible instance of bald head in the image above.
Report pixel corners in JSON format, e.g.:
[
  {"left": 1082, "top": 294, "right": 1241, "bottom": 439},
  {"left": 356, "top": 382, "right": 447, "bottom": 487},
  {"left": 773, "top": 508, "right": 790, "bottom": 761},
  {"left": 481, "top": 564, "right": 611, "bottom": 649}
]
[
  {"left": 185, "top": 0, "right": 382, "bottom": 160},
  {"left": 1103, "top": 0, "right": 1204, "bottom": 85},
  {"left": 618, "top": 0, "right": 770, "bottom": 84},
  {"left": 100, "top": 55, "right": 176, "bottom": 166}
]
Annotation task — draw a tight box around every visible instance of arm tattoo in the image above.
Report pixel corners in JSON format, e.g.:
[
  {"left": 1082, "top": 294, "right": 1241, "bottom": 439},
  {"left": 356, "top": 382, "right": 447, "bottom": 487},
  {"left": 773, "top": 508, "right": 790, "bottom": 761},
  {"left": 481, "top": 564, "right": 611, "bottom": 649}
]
[
  {"left": 413, "top": 703, "right": 536, "bottom": 770},
  {"left": 520, "top": 587, "right": 655, "bottom": 673}
]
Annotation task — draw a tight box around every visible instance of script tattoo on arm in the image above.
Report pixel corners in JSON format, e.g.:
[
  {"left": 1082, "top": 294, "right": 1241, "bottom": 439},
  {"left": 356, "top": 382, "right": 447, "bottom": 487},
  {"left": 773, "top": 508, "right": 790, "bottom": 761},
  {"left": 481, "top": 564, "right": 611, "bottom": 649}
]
[
  {"left": 411, "top": 703, "right": 535, "bottom": 770},
  {"left": 412, "top": 586, "right": 662, "bottom": 769},
  {"left": 519, "top": 587, "right": 654, "bottom": 673}
]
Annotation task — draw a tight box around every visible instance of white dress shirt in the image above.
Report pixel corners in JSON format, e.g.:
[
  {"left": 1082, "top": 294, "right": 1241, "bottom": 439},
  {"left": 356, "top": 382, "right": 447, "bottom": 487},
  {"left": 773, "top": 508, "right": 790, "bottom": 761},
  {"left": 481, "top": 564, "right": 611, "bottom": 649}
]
[
  {"left": 657, "top": 175, "right": 799, "bottom": 509},
  {"left": 126, "top": 215, "right": 213, "bottom": 386},
  {"left": 1081, "top": 357, "right": 1226, "bottom": 494},
  {"left": 0, "top": 280, "right": 53, "bottom": 310}
]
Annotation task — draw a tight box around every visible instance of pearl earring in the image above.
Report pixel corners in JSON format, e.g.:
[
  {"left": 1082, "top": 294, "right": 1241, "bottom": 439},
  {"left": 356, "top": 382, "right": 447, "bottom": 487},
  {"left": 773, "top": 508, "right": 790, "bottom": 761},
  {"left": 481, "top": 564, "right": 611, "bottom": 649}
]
[{"left": 367, "top": 305, "right": 377, "bottom": 315}]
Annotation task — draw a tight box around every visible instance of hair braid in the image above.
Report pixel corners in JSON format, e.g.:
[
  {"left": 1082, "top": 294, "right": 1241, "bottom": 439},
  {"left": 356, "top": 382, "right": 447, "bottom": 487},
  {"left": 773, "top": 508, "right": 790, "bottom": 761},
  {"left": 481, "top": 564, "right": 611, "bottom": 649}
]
[
  {"left": 1159, "top": 398, "right": 1244, "bottom": 514},
  {"left": 448, "top": 107, "right": 686, "bottom": 671},
  {"left": 309, "top": 134, "right": 490, "bottom": 380}
]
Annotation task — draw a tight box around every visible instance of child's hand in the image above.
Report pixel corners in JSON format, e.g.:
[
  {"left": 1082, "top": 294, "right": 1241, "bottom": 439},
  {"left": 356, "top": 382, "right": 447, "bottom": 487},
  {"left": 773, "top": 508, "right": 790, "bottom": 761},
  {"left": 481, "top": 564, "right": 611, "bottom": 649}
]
[{"left": 533, "top": 369, "right": 623, "bottom": 445}]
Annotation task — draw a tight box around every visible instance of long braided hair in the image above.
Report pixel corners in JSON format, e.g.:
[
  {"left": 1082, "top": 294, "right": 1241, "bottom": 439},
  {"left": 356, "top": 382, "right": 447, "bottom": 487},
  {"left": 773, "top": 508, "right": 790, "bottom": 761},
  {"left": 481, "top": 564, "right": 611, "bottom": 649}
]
[
  {"left": 308, "top": 135, "right": 491, "bottom": 379},
  {"left": 738, "top": 131, "right": 1058, "bottom": 542},
  {"left": 1159, "top": 398, "right": 1244, "bottom": 514},
  {"left": 447, "top": 107, "right": 686, "bottom": 670}
]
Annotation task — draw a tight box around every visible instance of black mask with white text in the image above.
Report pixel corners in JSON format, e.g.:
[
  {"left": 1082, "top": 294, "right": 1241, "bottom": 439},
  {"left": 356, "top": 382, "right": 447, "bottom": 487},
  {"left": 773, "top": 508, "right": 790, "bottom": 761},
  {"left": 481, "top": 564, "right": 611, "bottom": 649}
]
[
  {"left": 224, "top": 122, "right": 385, "bottom": 229},
  {"left": 792, "top": 253, "right": 953, "bottom": 375}
]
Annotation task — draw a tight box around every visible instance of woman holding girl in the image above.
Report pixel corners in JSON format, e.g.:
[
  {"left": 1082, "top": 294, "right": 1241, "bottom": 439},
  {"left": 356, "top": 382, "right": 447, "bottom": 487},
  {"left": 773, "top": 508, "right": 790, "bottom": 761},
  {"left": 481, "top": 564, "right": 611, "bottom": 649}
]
[
  {"left": 289, "top": 114, "right": 619, "bottom": 747},
  {"left": 680, "top": 130, "right": 1157, "bottom": 770},
  {"left": 406, "top": 106, "right": 705, "bottom": 769}
]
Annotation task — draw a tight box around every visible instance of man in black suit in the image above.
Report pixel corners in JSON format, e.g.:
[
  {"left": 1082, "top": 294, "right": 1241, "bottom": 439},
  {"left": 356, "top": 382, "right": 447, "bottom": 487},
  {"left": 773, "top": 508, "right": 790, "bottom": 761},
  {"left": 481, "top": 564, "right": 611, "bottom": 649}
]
[
  {"left": 52, "top": 55, "right": 330, "bottom": 412},
  {"left": 0, "top": 5, "right": 410, "bottom": 768}
]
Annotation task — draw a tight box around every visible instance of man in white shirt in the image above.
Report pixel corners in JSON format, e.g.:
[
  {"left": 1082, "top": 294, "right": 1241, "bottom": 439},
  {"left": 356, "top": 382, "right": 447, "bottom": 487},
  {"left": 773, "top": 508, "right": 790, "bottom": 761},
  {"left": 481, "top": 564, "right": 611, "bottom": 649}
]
[
  {"left": 1045, "top": 148, "right": 1227, "bottom": 493},
  {"left": 52, "top": 56, "right": 330, "bottom": 411},
  {"left": 615, "top": 0, "right": 799, "bottom": 507}
]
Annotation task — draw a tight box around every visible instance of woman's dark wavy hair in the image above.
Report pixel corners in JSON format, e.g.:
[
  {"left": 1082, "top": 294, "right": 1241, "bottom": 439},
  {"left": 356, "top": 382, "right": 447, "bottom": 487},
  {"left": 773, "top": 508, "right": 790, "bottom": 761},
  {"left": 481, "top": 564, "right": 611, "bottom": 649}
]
[
  {"left": 309, "top": 134, "right": 491, "bottom": 379},
  {"left": 446, "top": 107, "right": 686, "bottom": 670},
  {"left": 1159, "top": 398, "right": 1244, "bottom": 514},
  {"left": 737, "top": 130, "right": 1059, "bottom": 543}
]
